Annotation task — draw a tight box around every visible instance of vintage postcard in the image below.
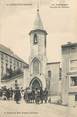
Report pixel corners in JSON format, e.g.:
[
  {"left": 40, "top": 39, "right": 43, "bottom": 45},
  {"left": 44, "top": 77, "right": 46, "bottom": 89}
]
[{"left": 0, "top": 0, "right": 77, "bottom": 117}]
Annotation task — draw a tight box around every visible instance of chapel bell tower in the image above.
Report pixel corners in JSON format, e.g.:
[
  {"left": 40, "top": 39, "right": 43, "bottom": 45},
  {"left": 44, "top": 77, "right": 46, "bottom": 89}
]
[{"left": 29, "top": 8, "right": 47, "bottom": 90}]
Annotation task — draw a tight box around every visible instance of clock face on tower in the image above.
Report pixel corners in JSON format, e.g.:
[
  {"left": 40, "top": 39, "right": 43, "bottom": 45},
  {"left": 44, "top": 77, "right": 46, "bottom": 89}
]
[{"left": 33, "top": 33, "right": 38, "bottom": 44}]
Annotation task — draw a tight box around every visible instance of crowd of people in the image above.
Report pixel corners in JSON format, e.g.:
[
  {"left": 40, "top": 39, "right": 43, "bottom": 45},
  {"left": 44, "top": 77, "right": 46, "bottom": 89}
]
[{"left": 0, "top": 86, "right": 48, "bottom": 104}]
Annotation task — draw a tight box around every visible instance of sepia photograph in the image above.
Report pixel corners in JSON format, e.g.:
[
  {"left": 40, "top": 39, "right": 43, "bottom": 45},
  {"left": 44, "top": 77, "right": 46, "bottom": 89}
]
[{"left": 0, "top": 0, "right": 77, "bottom": 117}]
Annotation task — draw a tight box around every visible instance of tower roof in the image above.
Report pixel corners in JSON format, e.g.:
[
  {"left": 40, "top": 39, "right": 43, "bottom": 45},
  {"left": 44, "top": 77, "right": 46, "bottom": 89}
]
[
  {"left": 29, "top": 9, "right": 47, "bottom": 35},
  {"left": 33, "top": 9, "right": 44, "bottom": 30}
]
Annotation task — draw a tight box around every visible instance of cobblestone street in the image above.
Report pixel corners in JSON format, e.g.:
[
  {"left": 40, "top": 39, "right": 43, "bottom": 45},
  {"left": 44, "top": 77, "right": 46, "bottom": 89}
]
[{"left": 0, "top": 100, "right": 77, "bottom": 117}]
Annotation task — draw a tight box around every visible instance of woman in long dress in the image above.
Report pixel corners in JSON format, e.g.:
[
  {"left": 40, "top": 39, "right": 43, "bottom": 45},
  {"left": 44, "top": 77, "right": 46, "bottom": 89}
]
[{"left": 14, "top": 87, "right": 21, "bottom": 104}]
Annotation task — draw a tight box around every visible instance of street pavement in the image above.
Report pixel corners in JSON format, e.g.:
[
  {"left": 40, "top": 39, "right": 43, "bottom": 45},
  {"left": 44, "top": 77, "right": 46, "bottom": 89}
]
[{"left": 0, "top": 100, "right": 77, "bottom": 117}]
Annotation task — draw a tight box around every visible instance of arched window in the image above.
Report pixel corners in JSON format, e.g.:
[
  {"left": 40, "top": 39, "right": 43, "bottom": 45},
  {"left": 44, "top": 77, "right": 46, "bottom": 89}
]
[
  {"left": 34, "top": 34, "right": 38, "bottom": 44},
  {"left": 48, "top": 70, "right": 51, "bottom": 78},
  {"left": 33, "top": 59, "right": 40, "bottom": 74},
  {"left": 75, "top": 95, "right": 77, "bottom": 101}
]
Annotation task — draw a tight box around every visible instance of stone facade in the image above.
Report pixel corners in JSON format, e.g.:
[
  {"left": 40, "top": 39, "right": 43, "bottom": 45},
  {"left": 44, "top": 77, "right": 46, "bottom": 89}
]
[
  {"left": 61, "top": 42, "right": 77, "bottom": 106},
  {"left": 24, "top": 9, "right": 60, "bottom": 96},
  {"left": 0, "top": 44, "right": 28, "bottom": 88},
  {"left": 46, "top": 62, "right": 60, "bottom": 96}
]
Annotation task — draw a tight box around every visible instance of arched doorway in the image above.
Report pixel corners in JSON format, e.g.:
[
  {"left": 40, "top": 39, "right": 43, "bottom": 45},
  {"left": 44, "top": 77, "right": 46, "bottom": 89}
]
[{"left": 29, "top": 77, "right": 42, "bottom": 90}]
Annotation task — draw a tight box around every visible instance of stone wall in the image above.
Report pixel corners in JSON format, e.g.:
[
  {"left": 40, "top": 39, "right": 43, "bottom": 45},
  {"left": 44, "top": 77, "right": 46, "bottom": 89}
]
[{"left": 46, "top": 62, "right": 60, "bottom": 96}]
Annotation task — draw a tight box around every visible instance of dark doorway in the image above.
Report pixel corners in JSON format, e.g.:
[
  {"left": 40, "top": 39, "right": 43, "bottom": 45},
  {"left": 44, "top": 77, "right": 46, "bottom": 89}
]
[{"left": 30, "top": 78, "right": 42, "bottom": 90}]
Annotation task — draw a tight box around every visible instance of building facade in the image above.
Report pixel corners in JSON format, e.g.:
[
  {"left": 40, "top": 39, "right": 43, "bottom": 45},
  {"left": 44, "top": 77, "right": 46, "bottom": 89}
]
[
  {"left": 61, "top": 42, "right": 77, "bottom": 106},
  {"left": 46, "top": 62, "right": 60, "bottom": 96},
  {"left": 24, "top": 9, "right": 60, "bottom": 96},
  {"left": 0, "top": 44, "right": 28, "bottom": 87}
]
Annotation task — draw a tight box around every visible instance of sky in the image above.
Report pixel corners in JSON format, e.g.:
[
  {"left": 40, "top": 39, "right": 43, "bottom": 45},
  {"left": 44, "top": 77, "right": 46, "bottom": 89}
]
[{"left": 0, "top": 0, "right": 77, "bottom": 63}]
